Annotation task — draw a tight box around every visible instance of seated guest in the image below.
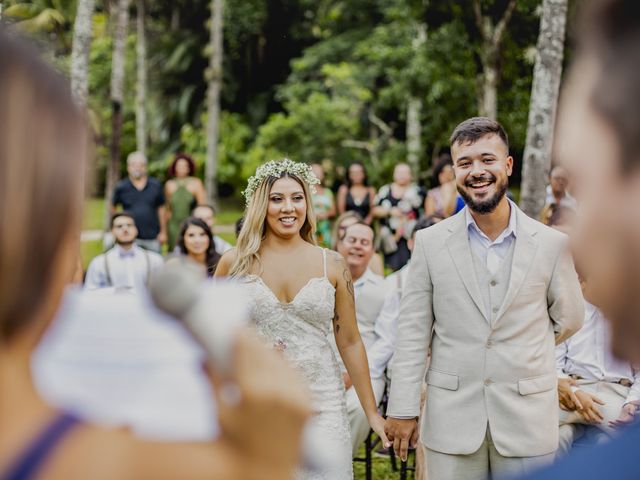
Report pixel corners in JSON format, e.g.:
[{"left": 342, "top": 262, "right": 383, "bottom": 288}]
[
  {"left": 334, "top": 222, "right": 397, "bottom": 456},
  {"left": 545, "top": 166, "right": 578, "bottom": 211},
  {"left": 167, "top": 217, "right": 221, "bottom": 277},
  {"left": 191, "top": 204, "right": 233, "bottom": 253},
  {"left": 384, "top": 217, "right": 436, "bottom": 306},
  {"left": 85, "top": 212, "right": 164, "bottom": 292},
  {"left": 331, "top": 211, "right": 384, "bottom": 276},
  {"left": 556, "top": 274, "right": 640, "bottom": 455}
]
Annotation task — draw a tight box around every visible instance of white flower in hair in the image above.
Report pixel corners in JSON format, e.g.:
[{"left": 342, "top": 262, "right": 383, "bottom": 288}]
[{"left": 242, "top": 158, "right": 320, "bottom": 205}]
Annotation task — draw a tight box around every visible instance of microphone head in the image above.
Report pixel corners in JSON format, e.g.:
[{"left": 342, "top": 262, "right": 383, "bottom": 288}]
[{"left": 149, "top": 260, "right": 203, "bottom": 319}]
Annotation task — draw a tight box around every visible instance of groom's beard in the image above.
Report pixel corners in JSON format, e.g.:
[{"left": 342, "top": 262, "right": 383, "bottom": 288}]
[{"left": 457, "top": 174, "right": 508, "bottom": 214}]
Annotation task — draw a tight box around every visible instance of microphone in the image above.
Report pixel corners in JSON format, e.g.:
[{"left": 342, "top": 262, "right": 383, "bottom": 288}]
[
  {"left": 149, "top": 262, "right": 340, "bottom": 475},
  {"left": 150, "top": 261, "right": 248, "bottom": 374}
]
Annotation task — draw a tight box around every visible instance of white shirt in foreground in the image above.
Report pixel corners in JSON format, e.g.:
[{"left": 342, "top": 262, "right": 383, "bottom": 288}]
[
  {"left": 32, "top": 287, "right": 218, "bottom": 441},
  {"left": 556, "top": 301, "right": 640, "bottom": 405}
]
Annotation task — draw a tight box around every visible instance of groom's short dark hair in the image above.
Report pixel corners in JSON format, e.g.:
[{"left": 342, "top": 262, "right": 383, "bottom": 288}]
[{"left": 450, "top": 117, "right": 509, "bottom": 151}]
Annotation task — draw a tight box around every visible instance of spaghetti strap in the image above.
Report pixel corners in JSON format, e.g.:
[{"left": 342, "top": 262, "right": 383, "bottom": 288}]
[
  {"left": 321, "top": 247, "right": 328, "bottom": 278},
  {"left": 3, "top": 412, "right": 81, "bottom": 480}
]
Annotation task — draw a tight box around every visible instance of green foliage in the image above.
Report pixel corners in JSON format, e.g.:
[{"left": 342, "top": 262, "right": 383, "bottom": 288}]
[
  {"left": 13, "top": 0, "right": 561, "bottom": 199},
  {"left": 176, "top": 112, "right": 253, "bottom": 196}
]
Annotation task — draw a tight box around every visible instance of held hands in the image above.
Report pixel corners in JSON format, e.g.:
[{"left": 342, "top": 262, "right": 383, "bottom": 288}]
[
  {"left": 367, "top": 413, "right": 391, "bottom": 452},
  {"left": 384, "top": 417, "right": 419, "bottom": 462}
]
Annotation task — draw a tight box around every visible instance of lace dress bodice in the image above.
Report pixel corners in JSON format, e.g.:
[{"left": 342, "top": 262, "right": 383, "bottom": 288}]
[{"left": 240, "top": 248, "right": 353, "bottom": 479}]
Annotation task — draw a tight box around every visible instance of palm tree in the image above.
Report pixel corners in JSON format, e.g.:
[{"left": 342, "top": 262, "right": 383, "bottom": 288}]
[
  {"left": 135, "top": 0, "right": 147, "bottom": 154},
  {"left": 70, "top": 0, "right": 96, "bottom": 109},
  {"left": 205, "top": 0, "right": 223, "bottom": 208},
  {"left": 105, "top": 0, "right": 131, "bottom": 217}
]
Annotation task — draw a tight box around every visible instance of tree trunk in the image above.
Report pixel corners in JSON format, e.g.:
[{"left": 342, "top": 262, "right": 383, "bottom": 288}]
[
  {"left": 480, "top": 48, "right": 499, "bottom": 120},
  {"left": 70, "top": 0, "right": 95, "bottom": 109},
  {"left": 473, "top": 0, "right": 516, "bottom": 119},
  {"left": 135, "top": 0, "right": 146, "bottom": 154},
  {"left": 105, "top": 0, "right": 130, "bottom": 221},
  {"left": 205, "top": 0, "right": 223, "bottom": 208},
  {"left": 520, "top": 0, "right": 568, "bottom": 218},
  {"left": 406, "top": 23, "right": 427, "bottom": 180}
]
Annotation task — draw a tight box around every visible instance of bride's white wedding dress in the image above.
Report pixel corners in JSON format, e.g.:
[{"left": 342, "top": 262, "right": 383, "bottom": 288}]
[{"left": 242, "top": 248, "right": 353, "bottom": 479}]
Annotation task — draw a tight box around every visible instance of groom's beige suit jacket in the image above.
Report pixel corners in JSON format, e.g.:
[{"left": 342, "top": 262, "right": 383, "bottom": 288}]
[{"left": 387, "top": 206, "right": 584, "bottom": 457}]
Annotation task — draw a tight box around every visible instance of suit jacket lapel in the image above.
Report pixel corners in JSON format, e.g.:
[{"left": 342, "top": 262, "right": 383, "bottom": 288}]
[
  {"left": 446, "top": 212, "right": 489, "bottom": 322},
  {"left": 495, "top": 209, "right": 539, "bottom": 321}
]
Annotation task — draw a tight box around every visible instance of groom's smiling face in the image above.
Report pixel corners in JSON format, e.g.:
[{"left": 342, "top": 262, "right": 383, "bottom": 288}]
[{"left": 452, "top": 134, "right": 513, "bottom": 214}]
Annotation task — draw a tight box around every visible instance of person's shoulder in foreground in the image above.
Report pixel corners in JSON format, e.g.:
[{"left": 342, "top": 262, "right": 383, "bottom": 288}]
[{"left": 511, "top": 420, "right": 640, "bottom": 480}]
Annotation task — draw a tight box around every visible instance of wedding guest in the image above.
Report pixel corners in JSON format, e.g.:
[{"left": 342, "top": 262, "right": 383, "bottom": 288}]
[
  {"left": 167, "top": 217, "right": 221, "bottom": 277},
  {"left": 337, "top": 162, "right": 376, "bottom": 225},
  {"left": 85, "top": 212, "right": 164, "bottom": 292},
  {"left": 556, "top": 274, "right": 640, "bottom": 455},
  {"left": 110, "top": 151, "right": 167, "bottom": 253},
  {"left": 544, "top": 166, "right": 578, "bottom": 211},
  {"left": 311, "top": 163, "right": 336, "bottom": 248},
  {"left": 518, "top": 2, "right": 640, "bottom": 479},
  {"left": 424, "top": 154, "right": 458, "bottom": 219},
  {"left": 331, "top": 211, "right": 384, "bottom": 276},
  {"left": 191, "top": 204, "right": 233, "bottom": 253},
  {"left": 164, "top": 153, "right": 206, "bottom": 250},
  {"left": 373, "top": 163, "right": 425, "bottom": 271},
  {"left": 0, "top": 29, "right": 310, "bottom": 480}
]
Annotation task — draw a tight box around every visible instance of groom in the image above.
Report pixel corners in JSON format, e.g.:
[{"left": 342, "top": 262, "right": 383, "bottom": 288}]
[{"left": 384, "top": 117, "right": 584, "bottom": 479}]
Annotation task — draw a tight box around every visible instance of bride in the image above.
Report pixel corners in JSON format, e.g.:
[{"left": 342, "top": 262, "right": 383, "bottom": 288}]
[{"left": 215, "top": 159, "right": 389, "bottom": 479}]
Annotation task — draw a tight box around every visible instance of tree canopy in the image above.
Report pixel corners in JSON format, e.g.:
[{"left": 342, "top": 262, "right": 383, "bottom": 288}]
[{"left": 2, "top": 0, "right": 581, "bottom": 196}]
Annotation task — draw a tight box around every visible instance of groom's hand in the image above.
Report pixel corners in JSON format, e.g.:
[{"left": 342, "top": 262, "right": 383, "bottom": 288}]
[{"left": 384, "top": 417, "right": 418, "bottom": 462}]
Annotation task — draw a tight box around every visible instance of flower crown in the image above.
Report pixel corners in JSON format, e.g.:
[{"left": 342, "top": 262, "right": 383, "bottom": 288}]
[{"left": 242, "top": 158, "right": 320, "bottom": 205}]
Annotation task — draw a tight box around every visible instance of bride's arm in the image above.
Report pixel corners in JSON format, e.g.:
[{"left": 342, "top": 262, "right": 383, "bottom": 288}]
[{"left": 328, "top": 251, "right": 390, "bottom": 446}]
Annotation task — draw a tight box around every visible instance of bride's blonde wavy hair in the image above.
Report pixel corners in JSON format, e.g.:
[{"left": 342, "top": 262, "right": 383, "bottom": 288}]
[{"left": 229, "top": 172, "right": 317, "bottom": 278}]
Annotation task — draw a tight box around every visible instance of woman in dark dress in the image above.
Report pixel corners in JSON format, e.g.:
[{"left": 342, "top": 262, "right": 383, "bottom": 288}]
[{"left": 336, "top": 162, "right": 376, "bottom": 225}]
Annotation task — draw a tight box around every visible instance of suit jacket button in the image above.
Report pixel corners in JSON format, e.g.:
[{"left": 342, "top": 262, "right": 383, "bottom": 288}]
[
  {"left": 490, "top": 280, "right": 497, "bottom": 286},
  {"left": 486, "top": 340, "right": 493, "bottom": 348},
  {"left": 484, "top": 378, "right": 492, "bottom": 386}
]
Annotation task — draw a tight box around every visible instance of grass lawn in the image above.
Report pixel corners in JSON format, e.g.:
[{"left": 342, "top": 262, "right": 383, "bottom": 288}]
[
  {"left": 353, "top": 442, "right": 412, "bottom": 480},
  {"left": 83, "top": 197, "right": 107, "bottom": 231}
]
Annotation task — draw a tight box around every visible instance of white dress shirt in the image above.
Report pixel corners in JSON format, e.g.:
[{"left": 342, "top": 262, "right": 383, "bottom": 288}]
[
  {"left": 556, "top": 301, "right": 640, "bottom": 405},
  {"left": 465, "top": 199, "right": 517, "bottom": 274},
  {"left": 545, "top": 185, "right": 578, "bottom": 210},
  {"left": 84, "top": 244, "right": 164, "bottom": 293},
  {"left": 213, "top": 235, "right": 232, "bottom": 254},
  {"left": 334, "top": 268, "right": 397, "bottom": 379}
]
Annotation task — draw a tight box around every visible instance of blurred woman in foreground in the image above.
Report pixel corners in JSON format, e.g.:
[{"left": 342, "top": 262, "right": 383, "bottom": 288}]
[{"left": 0, "top": 29, "right": 308, "bottom": 480}]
